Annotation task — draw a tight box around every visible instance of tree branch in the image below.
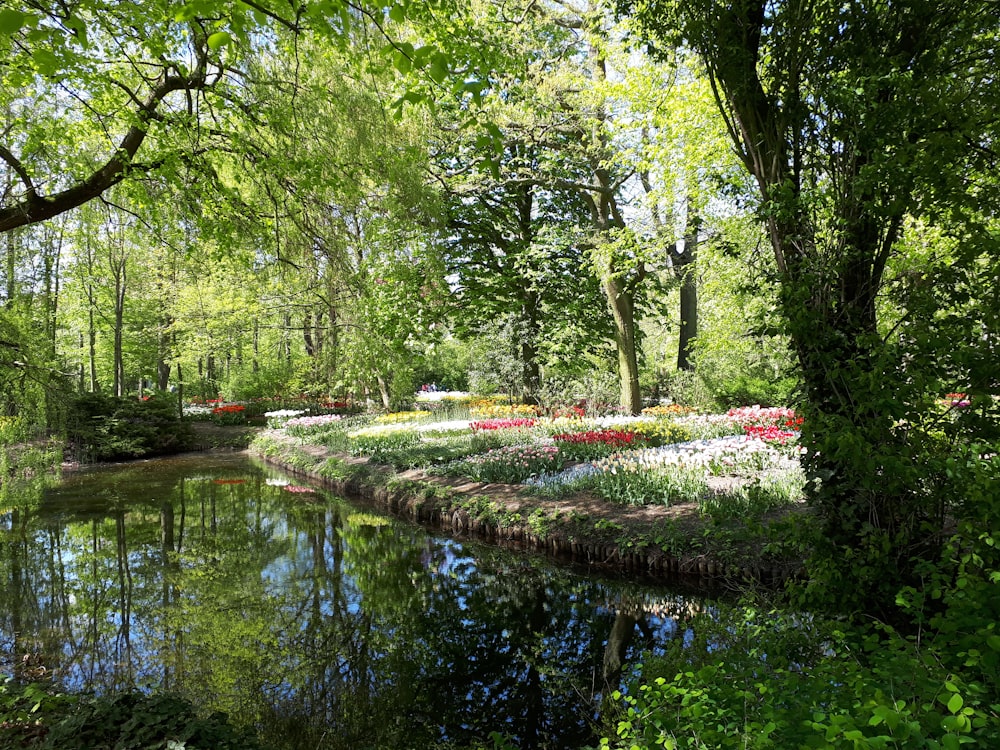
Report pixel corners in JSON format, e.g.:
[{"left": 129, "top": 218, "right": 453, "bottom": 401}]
[
  {"left": 0, "top": 144, "right": 37, "bottom": 198},
  {"left": 0, "top": 69, "right": 210, "bottom": 233}
]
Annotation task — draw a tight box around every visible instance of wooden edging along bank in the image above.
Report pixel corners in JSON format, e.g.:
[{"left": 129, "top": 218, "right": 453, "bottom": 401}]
[{"left": 249, "top": 434, "right": 801, "bottom": 586}]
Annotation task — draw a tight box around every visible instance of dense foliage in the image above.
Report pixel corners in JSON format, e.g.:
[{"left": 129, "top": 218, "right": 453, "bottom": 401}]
[
  {"left": 64, "top": 393, "right": 195, "bottom": 462},
  {"left": 2, "top": 0, "right": 1000, "bottom": 746},
  {"left": 0, "top": 682, "right": 260, "bottom": 749}
]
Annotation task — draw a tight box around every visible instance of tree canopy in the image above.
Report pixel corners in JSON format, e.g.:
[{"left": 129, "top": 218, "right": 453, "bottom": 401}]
[
  {"left": 2, "top": 0, "right": 999, "bottom": 626},
  {"left": 626, "top": 0, "right": 1000, "bottom": 612}
]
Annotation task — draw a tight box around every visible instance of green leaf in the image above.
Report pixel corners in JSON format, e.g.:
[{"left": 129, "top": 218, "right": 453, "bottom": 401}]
[
  {"left": 428, "top": 53, "right": 448, "bottom": 83},
  {"left": 946, "top": 693, "right": 964, "bottom": 714},
  {"left": 0, "top": 8, "right": 28, "bottom": 36},
  {"left": 392, "top": 50, "right": 411, "bottom": 74},
  {"left": 207, "top": 31, "right": 232, "bottom": 51},
  {"left": 31, "top": 48, "right": 59, "bottom": 75},
  {"left": 388, "top": 4, "right": 405, "bottom": 23},
  {"left": 987, "top": 635, "right": 1000, "bottom": 652},
  {"left": 390, "top": 90, "right": 425, "bottom": 113}
]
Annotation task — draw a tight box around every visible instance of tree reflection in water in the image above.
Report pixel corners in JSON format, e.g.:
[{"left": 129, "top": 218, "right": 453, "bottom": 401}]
[{"left": 0, "top": 454, "right": 711, "bottom": 749}]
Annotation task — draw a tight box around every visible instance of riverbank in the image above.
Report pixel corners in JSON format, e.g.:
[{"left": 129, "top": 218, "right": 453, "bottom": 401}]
[{"left": 248, "top": 429, "right": 808, "bottom": 584}]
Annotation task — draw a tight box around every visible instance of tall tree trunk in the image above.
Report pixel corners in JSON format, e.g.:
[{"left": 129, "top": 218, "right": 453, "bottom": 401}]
[
  {"left": 112, "top": 263, "right": 126, "bottom": 397},
  {"left": 156, "top": 325, "right": 172, "bottom": 391},
  {"left": 313, "top": 309, "right": 324, "bottom": 356},
  {"left": 206, "top": 354, "right": 215, "bottom": 398},
  {"left": 667, "top": 0, "right": 933, "bottom": 612},
  {"left": 42, "top": 226, "right": 62, "bottom": 428},
  {"left": 83, "top": 235, "right": 101, "bottom": 393},
  {"left": 88, "top": 299, "right": 99, "bottom": 393},
  {"left": 519, "top": 296, "right": 541, "bottom": 405},
  {"left": 514, "top": 182, "right": 542, "bottom": 405},
  {"left": 4, "top": 230, "right": 13, "bottom": 302},
  {"left": 375, "top": 373, "right": 391, "bottom": 411},
  {"left": 327, "top": 304, "right": 339, "bottom": 394},
  {"left": 601, "top": 272, "right": 642, "bottom": 414},
  {"left": 78, "top": 333, "right": 85, "bottom": 391},
  {"left": 282, "top": 313, "right": 292, "bottom": 365},
  {"left": 676, "top": 215, "right": 700, "bottom": 372},
  {"left": 176, "top": 361, "right": 184, "bottom": 418},
  {"left": 252, "top": 318, "right": 260, "bottom": 374},
  {"left": 304, "top": 310, "right": 316, "bottom": 356}
]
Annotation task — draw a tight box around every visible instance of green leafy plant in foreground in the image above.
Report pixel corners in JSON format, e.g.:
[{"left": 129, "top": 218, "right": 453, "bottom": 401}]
[
  {"left": 0, "top": 683, "right": 260, "bottom": 750},
  {"left": 598, "top": 602, "right": 1000, "bottom": 750}
]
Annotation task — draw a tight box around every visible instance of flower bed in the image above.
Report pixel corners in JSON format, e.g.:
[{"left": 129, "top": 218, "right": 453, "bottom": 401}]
[
  {"left": 211, "top": 404, "right": 246, "bottom": 425},
  {"left": 470, "top": 418, "right": 539, "bottom": 431},
  {"left": 552, "top": 428, "right": 650, "bottom": 461},
  {"left": 264, "top": 401, "right": 806, "bottom": 518},
  {"left": 447, "top": 444, "right": 563, "bottom": 483}
]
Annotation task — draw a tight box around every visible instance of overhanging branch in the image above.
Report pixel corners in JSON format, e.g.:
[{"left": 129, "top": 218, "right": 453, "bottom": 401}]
[{"left": 0, "top": 64, "right": 212, "bottom": 233}]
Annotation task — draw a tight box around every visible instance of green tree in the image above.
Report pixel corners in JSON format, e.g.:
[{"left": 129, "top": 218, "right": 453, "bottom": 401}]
[
  {"left": 0, "top": 219, "right": 68, "bottom": 426},
  {"left": 220, "top": 35, "right": 445, "bottom": 405},
  {"left": 437, "top": 133, "right": 612, "bottom": 403},
  {"left": 427, "top": 0, "right": 684, "bottom": 413},
  {"left": 0, "top": 1, "right": 236, "bottom": 232},
  {"left": 628, "top": 0, "right": 1000, "bottom": 612}
]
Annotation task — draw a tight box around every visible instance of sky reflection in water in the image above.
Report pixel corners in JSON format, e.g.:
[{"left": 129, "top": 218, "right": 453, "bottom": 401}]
[{"left": 0, "top": 454, "right": 710, "bottom": 749}]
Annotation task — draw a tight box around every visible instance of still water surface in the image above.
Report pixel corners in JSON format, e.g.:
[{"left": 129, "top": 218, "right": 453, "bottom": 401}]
[{"left": 0, "top": 454, "right": 708, "bottom": 749}]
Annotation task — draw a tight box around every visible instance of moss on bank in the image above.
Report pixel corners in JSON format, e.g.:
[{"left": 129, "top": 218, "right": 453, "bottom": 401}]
[{"left": 249, "top": 431, "right": 807, "bottom": 584}]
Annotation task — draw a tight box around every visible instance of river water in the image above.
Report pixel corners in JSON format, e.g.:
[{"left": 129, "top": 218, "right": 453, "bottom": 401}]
[{"left": 0, "top": 454, "right": 709, "bottom": 749}]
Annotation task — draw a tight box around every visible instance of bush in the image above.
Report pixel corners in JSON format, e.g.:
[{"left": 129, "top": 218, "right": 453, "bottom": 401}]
[
  {"left": 599, "top": 603, "right": 1000, "bottom": 750},
  {"left": 0, "top": 683, "right": 260, "bottom": 750},
  {"left": 64, "top": 392, "right": 195, "bottom": 462}
]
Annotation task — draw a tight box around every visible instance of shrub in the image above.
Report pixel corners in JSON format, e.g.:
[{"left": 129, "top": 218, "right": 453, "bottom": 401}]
[
  {"left": 600, "top": 604, "right": 1000, "bottom": 750},
  {"left": 65, "top": 392, "right": 196, "bottom": 462},
  {"left": 0, "top": 415, "right": 29, "bottom": 445},
  {"left": 1, "top": 686, "right": 261, "bottom": 750}
]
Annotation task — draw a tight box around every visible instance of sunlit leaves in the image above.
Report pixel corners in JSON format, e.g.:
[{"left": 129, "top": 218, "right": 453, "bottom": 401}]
[
  {"left": 388, "top": 3, "right": 406, "bottom": 23},
  {"left": 206, "top": 30, "right": 232, "bottom": 50}
]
